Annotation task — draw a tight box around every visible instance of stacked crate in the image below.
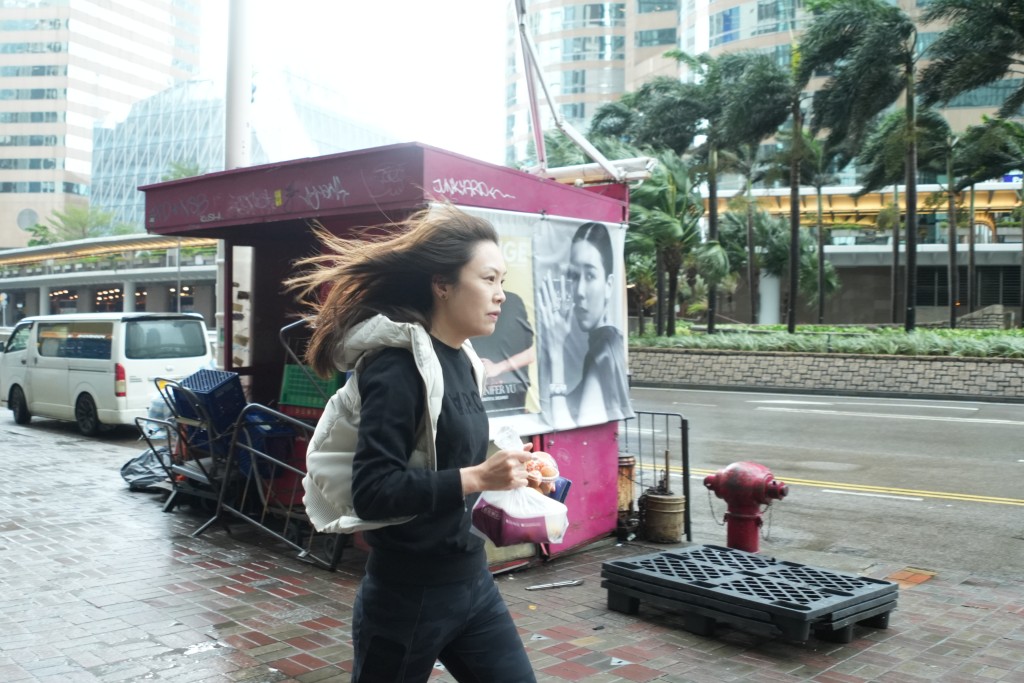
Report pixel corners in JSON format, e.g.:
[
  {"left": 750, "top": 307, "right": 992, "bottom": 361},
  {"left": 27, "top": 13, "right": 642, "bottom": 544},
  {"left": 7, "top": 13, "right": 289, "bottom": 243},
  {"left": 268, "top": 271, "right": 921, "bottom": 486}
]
[{"left": 277, "top": 364, "right": 345, "bottom": 422}]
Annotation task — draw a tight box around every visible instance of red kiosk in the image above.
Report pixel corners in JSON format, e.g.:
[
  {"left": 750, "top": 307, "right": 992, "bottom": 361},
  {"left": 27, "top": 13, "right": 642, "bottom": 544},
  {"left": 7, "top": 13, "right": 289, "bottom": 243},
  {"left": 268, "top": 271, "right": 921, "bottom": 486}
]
[{"left": 141, "top": 142, "right": 632, "bottom": 564}]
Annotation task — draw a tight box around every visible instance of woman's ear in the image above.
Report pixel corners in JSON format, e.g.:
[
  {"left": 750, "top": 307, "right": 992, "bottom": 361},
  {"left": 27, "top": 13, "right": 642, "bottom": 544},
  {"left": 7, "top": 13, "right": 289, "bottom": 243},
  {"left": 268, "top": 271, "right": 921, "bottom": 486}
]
[{"left": 432, "top": 275, "right": 449, "bottom": 301}]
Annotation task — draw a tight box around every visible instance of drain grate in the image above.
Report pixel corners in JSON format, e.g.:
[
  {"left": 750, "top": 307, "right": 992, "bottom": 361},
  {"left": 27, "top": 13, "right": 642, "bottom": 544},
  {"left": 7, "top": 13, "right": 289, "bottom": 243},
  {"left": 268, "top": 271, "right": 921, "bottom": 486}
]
[{"left": 602, "top": 544, "right": 898, "bottom": 643}]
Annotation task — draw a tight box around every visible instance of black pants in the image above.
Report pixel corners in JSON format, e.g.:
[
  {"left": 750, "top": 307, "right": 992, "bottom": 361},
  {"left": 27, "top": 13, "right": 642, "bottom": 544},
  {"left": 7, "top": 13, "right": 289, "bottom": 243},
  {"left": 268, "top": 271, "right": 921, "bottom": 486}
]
[{"left": 352, "top": 564, "right": 536, "bottom": 682}]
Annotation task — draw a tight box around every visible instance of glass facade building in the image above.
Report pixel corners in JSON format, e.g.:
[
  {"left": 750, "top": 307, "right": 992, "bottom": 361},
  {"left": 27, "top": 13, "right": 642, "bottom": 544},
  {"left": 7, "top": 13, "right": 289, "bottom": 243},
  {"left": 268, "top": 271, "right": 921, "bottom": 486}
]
[
  {"left": 0, "top": 0, "right": 201, "bottom": 248},
  {"left": 91, "top": 70, "right": 396, "bottom": 229}
]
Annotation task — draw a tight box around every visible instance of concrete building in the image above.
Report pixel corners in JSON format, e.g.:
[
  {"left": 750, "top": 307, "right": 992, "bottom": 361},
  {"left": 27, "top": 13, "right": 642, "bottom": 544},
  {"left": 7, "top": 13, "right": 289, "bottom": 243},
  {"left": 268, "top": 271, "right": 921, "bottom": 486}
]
[
  {"left": 0, "top": 233, "right": 216, "bottom": 327},
  {"left": 504, "top": 0, "right": 681, "bottom": 165},
  {"left": 0, "top": 0, "right": 201, "bottom": 248}
]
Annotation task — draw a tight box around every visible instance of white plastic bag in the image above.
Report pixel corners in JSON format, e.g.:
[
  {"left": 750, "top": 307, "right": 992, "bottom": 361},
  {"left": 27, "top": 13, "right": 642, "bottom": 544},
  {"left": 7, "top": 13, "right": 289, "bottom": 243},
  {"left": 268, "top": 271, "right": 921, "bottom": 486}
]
[{"left": 472, "top": 486, "right": 569, "bottom": 547}]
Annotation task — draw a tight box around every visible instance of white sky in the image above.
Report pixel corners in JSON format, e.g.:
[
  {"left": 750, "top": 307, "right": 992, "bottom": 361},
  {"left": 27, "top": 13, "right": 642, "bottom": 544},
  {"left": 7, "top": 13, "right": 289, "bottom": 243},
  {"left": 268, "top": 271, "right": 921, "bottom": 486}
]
[{"left": 202, "top": 1, "right": 512, "bottom": 165}]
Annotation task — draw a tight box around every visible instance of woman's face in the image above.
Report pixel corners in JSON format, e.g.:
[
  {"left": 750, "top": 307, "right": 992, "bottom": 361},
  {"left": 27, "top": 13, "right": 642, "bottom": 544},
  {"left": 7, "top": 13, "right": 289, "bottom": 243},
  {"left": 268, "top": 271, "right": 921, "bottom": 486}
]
[
  {"left": 432, "top": 240, "right": 507, "bottom": 346},
  {"left": 568, "top": 239, "right": 612, "bottom": 332}
]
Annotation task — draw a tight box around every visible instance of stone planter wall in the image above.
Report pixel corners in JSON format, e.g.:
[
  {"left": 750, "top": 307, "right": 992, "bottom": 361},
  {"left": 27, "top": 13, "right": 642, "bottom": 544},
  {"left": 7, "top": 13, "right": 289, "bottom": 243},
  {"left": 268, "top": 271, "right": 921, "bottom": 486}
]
[{"left": 629, "top": 347, "right": 1024, "bottom": 402}]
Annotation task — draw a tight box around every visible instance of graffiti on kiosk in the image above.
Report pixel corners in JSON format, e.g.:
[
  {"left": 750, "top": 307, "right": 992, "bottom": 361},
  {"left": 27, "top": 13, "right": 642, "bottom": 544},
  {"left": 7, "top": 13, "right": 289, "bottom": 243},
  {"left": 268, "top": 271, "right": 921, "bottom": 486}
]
[
  {"left": 227, "top": 188, "right": 274, "bottom": 216},
  {"left": 148, "top": 193, "right": 210, "bottom": 225},
  {"left": 431, "top": 177, "right": 516, "bottom": 200},
  {"left": 199, "top": 213, "right": 222, "bottom": 223},
  {"left": 363, "top": 164, "right": 408, "bottom": 199},
  {"left": 298, "top": 175, "right": 350, "bottom": 210}
]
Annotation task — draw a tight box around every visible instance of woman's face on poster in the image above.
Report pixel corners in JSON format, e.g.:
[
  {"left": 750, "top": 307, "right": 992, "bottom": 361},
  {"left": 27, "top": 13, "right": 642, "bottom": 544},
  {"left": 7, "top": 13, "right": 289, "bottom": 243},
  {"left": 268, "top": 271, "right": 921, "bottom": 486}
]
[{"left": 568, "top": 239, "right": 612, "bottom": 332}]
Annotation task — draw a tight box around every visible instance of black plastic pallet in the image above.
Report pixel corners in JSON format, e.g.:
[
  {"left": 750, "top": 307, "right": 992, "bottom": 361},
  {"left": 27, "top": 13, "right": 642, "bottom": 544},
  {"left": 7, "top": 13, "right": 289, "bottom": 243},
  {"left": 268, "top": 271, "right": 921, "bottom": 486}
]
[{"left": 601, "top": 545, "right": 897, "bottom": 643}]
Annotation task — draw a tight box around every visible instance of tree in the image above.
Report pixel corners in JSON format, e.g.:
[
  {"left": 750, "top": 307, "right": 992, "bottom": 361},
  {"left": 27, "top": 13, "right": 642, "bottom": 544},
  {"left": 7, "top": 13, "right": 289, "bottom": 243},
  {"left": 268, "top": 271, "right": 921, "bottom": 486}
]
[
  {"left": 25, "top": 223, "right": 55, "bottom": 246},
  {"left": 162, "top": 160, "right": 203, "bottom": 181},
  {"left": 857, "top": 107, "right": 964, "bottom": 327},
  {"left": 953, "top": 118, "right": 1024, "bottom": 324},
  {"left": 45, "top": 205, "right": 135, "bottom": 242},
  {"left": 590, "top": 81, "right": 707, "bottom": 335},
  {"left": 628, "top": 150, "right": 707, "bottom": 336},
  {"left": 916, "top": 0, "right": 1024, "bottom": 324},
  {"left": 665, "top": 50, "right": 792, "bottom": 332},
  {"left": 588, "top": 99, "right": 641, "bottom": 143},
  {"left": 719, "top": 208, "right": 839, "bottom": 311},
  {"left": 799, "top": 0, "right": 921, "bottom": 330},
  {"left": 918, "top": 0, "right": 1024, "bottom": 120},
  {"left": 767, "top": 126, "right": 844, "bottom": 324},
  {"left": 720, "top": 143, "right": 773, "bottom": 323},
  {"left": 625, "top": 251, "right": 656, "bottom": 335}
]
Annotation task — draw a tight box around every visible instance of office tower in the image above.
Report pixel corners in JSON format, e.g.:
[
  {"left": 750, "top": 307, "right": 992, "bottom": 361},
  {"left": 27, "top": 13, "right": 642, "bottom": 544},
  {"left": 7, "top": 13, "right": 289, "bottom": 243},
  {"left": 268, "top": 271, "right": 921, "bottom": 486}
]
[
  {"left": 0, "top": 0, "right": 200, "bottom": 248},
  {"left": 505, "top": 1, "right": 681, "bottom": 165}
]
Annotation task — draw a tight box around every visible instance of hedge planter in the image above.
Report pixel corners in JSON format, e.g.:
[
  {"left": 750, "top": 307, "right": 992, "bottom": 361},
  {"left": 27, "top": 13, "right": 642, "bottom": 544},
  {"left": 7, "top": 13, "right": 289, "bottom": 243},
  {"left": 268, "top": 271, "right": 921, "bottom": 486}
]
[{"left": 629, "top": 347, "right": 1024, "bottom": 402}]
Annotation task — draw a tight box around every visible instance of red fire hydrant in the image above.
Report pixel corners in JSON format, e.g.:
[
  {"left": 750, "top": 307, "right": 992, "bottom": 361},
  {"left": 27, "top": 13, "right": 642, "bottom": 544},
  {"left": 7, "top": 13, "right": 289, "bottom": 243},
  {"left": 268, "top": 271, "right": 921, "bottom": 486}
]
[{"left": 704, "top": 461, "right": 788, "bottom": 553}]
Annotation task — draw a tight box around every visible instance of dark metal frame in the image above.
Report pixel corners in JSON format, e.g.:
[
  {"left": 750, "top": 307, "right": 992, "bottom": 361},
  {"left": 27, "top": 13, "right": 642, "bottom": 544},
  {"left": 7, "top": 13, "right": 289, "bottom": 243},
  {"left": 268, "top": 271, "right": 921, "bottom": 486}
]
[
  {"left": 193, "top": 402, "right": 346, "bottom": 571},
  {"left": 617, "top": 411, "right": 692, "bottom": 542}
]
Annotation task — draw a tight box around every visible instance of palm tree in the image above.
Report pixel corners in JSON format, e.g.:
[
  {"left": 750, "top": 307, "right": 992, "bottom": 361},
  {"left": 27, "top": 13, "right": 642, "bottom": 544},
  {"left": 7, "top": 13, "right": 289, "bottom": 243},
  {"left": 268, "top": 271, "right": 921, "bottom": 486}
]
[
  {"left": 720, "top": 142, "right": 774, "bottom": 322},
  {"left": 918, "top": 0, "right": 1024, "bottom": 324},
  {"left": 767, "top": 127, "right": 844, "bottom": 324},
  {"left": 719, "top": 208, "right": 840, "bottom": 312},
  {"left": 625, "top": 251, "right": 656, "bottom": 335},
  {"left": 919, "top": 0, "right": 1024, "bottom": 120},
  {"left": 628, "top": 150, "right": 707, "bottom": 336},
  {"left": 858, "top": 108, "right": 965, "bottom": 327},
  {"left": 666, "top": 50, "right": 792, "bottom": 332},
  {"left": 799, "top": 0, "right": 921, "bottom": 330},
  {"left": 954, "top": 118, "right": 1024, "bottom": 324}
]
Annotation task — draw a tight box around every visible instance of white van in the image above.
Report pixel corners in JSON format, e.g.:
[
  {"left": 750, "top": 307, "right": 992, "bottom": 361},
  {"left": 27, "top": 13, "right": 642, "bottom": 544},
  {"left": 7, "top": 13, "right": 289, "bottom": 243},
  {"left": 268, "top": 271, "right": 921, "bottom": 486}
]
[{"left": 0, "top": 312, "right": 213, "bottom": 435}]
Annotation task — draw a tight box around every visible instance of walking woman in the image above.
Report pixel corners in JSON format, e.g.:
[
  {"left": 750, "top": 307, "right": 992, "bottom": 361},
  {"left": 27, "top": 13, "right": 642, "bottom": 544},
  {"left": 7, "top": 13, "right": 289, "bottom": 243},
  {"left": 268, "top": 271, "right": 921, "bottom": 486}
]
[{"left": 288, "top": 206, "right": 538, "bottom": 682}]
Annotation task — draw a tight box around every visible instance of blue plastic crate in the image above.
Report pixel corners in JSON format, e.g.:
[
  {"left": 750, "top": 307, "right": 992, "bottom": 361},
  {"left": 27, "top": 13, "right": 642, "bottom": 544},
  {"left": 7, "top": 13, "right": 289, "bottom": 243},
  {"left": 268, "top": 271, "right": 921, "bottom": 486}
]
[
  {"left": 236, "top": 412, "right": 295, "bottom": 478},
  {"left": 175, "top": 369, "right": 246, "bottom": 435}
]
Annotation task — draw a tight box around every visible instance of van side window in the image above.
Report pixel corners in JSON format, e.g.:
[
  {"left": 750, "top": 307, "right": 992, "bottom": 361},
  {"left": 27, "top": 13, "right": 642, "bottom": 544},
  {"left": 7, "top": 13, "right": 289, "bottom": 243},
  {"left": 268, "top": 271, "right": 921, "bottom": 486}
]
[
  {"left": 126, "top": 319, "right": 207, "bottom": 359},
  {"left": 4, "top": 324, "right": 31, "bottom": 353},
  {"left": 65, "top": 321, "right": 113, "bottom": 359},
  {"left": 37, "top": 324, "right": 67, "bottom": 357},
  {"left": 36, "top": 322, "right": 113, "bottom": 359}
]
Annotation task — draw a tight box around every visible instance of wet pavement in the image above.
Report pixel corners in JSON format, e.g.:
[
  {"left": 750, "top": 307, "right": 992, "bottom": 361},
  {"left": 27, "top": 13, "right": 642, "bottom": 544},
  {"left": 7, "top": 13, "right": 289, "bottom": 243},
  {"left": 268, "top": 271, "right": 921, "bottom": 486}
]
[{"left": 0, "top": 419, "right": 1022, "bottom": 682}]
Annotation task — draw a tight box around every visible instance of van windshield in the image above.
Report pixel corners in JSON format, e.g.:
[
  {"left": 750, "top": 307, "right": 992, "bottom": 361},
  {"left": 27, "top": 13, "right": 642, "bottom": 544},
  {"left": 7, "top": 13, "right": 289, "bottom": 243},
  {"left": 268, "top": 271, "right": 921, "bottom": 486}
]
[{"left": 125, "top": 319, "right": 208, "bottom": 359}]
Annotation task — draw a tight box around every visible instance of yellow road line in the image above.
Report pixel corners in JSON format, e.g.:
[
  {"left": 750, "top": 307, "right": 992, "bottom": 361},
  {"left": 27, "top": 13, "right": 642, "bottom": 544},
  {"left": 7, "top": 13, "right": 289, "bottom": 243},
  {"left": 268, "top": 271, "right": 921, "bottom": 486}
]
[{"left": 678, "top": 467, "right": 1024, "bottom": 507}]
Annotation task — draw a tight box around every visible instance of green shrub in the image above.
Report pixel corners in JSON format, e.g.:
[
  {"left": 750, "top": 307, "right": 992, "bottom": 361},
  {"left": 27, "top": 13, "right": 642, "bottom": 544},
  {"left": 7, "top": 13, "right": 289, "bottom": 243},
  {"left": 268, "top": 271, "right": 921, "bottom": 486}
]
[{"left": 629, "top": 326, "right": 1024, "bottom": 358}]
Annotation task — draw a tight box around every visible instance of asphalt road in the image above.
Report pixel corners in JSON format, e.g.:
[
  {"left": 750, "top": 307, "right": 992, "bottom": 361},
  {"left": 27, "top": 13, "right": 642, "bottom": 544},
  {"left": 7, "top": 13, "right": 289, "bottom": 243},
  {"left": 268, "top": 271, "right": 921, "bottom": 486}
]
[
  {"left": 7, "top": 387, "right": 1022, "bottom": 578},
  {"left": 630, "top": 387, "right": 1024, "bottom": 579}
]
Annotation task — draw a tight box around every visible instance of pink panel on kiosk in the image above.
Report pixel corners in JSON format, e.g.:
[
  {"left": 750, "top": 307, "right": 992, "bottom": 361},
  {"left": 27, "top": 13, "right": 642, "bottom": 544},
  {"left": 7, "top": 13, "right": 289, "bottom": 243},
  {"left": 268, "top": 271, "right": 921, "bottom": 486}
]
[
  {"left": 537, "top": 421, "right": 620, "bottom": 552},
  {"left": 141, "top": 144, "right": 427, "bottom": 234},
  {"left": 421, "top": 147, "right": 626, "bottom": 222},
  {"left": 141, "top": 142, "right": 627, "bottom": 236}
]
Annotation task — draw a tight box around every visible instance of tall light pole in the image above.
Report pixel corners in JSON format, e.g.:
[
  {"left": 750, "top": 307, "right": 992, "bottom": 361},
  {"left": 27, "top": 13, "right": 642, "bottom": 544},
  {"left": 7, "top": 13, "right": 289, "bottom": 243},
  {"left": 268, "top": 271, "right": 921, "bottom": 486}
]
[{"left": 219, "top": 0, "right": 252, "bottom": 369}]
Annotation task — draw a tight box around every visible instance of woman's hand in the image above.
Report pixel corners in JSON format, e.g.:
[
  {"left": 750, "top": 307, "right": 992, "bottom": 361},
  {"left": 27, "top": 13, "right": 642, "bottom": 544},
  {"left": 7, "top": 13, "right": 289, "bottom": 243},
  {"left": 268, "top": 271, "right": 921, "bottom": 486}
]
[
  {"left": 537, "top": 271, "right": 572, "bottom": 381},
  {"left": 461, "top": 443, "right": 534, "bottom": 494}
]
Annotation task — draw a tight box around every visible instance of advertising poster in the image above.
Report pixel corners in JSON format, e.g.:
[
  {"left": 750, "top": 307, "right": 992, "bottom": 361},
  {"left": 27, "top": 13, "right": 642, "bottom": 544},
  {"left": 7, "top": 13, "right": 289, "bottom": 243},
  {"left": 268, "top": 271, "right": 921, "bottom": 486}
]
[
  {"left": 467, "top": 209, "right": 540, "bottom": 422},
  {"left": 464, "top": 207, "right": 633, "bottom": 436}
]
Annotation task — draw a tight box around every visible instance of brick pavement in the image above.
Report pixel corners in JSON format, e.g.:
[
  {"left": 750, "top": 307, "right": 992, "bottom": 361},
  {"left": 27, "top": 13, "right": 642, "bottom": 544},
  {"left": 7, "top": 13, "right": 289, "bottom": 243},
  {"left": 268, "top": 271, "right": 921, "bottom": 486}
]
[{"left": 1, "top": 421, "right": 1022, "bottom": 682}]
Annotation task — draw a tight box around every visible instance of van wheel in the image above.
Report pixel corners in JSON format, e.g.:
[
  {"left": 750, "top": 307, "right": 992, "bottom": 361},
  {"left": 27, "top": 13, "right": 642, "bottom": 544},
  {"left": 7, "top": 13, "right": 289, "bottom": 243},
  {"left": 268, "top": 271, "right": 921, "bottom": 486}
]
[
  {"left": 10, "top": 386, "right": 30, "bottom": 425},
  {"left": 75, "top": 394, "right": 101, "bottom": 436}
]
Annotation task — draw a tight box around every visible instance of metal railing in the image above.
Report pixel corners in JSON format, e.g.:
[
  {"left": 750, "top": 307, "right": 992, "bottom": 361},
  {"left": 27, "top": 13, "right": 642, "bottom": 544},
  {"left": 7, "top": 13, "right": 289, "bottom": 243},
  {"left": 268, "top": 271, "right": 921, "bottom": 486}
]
[{"left": 617, "top": 411, "right": 692, "bottom": 542}]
